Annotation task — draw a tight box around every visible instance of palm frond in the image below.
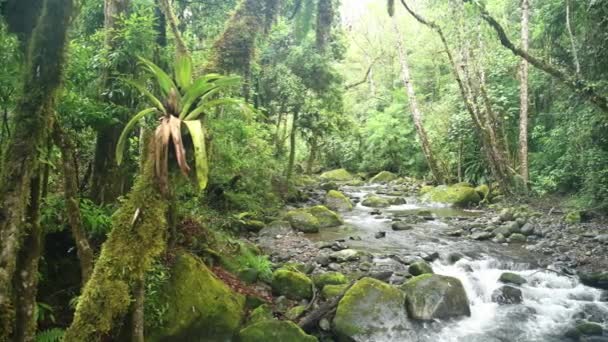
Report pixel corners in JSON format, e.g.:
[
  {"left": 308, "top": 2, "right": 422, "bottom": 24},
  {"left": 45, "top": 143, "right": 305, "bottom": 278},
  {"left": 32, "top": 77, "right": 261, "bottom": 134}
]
[{"left": 116, "top": 107, "right": 158, "bottom": 165}]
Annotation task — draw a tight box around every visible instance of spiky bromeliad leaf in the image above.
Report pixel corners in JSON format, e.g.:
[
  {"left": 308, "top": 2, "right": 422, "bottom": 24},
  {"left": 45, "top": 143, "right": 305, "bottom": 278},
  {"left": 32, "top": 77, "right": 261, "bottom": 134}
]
[
  {"left": 138, "top": 56, "right": 177, "bottom": 97},
  {"left": 183, "top": 120, "right": 209, "bottom": 190},
  {"left": 122, "top": 79, "right": 166, "bottom": 113},
  {"left": 116, "top": 107, "right": 158, "bottom": 165},
  {"left": 178, "top": 75, "right": 241, "bottom": 119},
  {"left": 175, "top": 54, "right": 193, "bottom": 91},
  {"left": 185, "top": 98, "right": 250, "bottom": 121}
]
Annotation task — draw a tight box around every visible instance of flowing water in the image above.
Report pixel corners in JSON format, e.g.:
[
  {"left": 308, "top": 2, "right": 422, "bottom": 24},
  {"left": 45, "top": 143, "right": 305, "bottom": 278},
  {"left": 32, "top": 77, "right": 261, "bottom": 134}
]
[{"left": 311, "top": 185, "right": 608, "bottom": 341}]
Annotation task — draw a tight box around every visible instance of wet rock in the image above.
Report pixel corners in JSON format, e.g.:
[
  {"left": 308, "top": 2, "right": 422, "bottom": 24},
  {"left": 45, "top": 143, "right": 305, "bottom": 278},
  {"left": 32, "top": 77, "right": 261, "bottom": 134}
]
[
  {"left": 285, "top": 211, "right": 320, "bottom": 233},
  {"left": 369, "top": 271, "right": 393, "bottom": 281},
  {"left": 595, "top": 234, "right": 608, "bottom": 243},
  {"left": 574, "top": 303, "right": 608, "bottom": 323},
  {"left": 320, "top": 182, "right": 339, "bottom": 191},
  {"left": 520, "top": 222, "right": 536, "bottom": 236},
  {"left": 446, "top": 229, "right": 464, "bottom": 237},
  {"left": 408, "top": 261, "right": 434, "bottom": 276},
  {"left": 421, "top": 184, "right": 481, "bottom": 207},
  {"left": 493, "top": 233, "right": 506, "bottom": 244},
  {"left": 325, "top": 190, "right": 353, "bottom": 212},
  {"left": 575, "top": 322, "right": 604, "bottom": 336},
  {"left": 328, "top": 263, "right": 341, "bottom": 271},
  {"left": 238, "top": 319, "right": 317, "bottom": 342},
  {"left": 508, "top": 233, "right": 527, "bottom": 243},
  {"left": 447, "top": 252, "right": 464, "bottom": 264},
  {"left": 387, "top": 197, "right": 407, "bottom": 205},
  {"left": 493, "top": 225, "right": 512, "bottom": 238},
  {"left": 330, "top": 249, "right": 360, "bottom": 263},
  {"left": 392, "top": 222, "right": 413, "bottom": 231},
  {"left": 320, "top": 168, "right": 355, "bottom": 182},
  {"left": 361, "top": 195, "right": 391, "bottom": 208},
  {"left": 313, "top": 272, "right": 348, "bottom": 288},
  {"left": 471, "top": 231, "right": 493, "bottom": 240},
  {"left": 333, "top": 277, "right": 413, "bottom": 341},
  {"left": 321, "top": 284, "right": 349, "bottom": 299},
  {"left": 421, "top": 251, "right": 440, "bottom": 262},
  {"left": 491, "top": 285, "right": 523, "bottom": 305},
  {"left": 369, "top": 171, "right": 398, "bottom": 184},
  {"left": 314, "top": 255, "right": 330, "bottom": 266},
  {"left": 499, "top": 208, "right": 515, "bottom": 222},
  {"left": 499, "top": 272, "right": 527, "bottom": 286},
  {"left": 271, "top": 268, "right": 313, "bottom": 300},
  {"left": 307, "top": 205, "right": 343, "bottom": 228},
  {"left": 330, "top": 241, "right": 348, "bottom": 251},
  {"left": 374, "top": 231, "right": 386, "bottom": 239},
  {"left": 579, "top": 271, "right": 608, "bottom": 289},
  {"left": 402, "top": 274, "right": 471, "bottom": 320},
  {"left": 319, "top": 318, "right": 331, "bottom": 331}
]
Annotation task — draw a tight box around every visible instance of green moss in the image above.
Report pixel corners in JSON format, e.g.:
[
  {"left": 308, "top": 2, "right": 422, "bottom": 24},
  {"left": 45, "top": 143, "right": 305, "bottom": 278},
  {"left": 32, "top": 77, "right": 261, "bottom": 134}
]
[
  {"left": 238, "top": 319, "right": 318, "bottom": 342},
  {"left": 361, "top": 195, "right": 390, "bottom": 208},
  {"left": 333, "top": 277, "right": 407, "bottom": 340},
  {"left": 148, "top": 252, "right": 245, "bottom": 341},
  {"left": 321, "top": 284, "right": 349, "bottom": 299},
  {"left": 271, "top": 268, "right": 313, "bottom": 300},
  {"left": 369, "top": 171, "right": 398, "bottom": 183},
  {"left": 564, "top": 211, "right": 581, "bottom": 224},
  {"left": 319, "top": 168, "right": 355, "bottom": 181},
  {"left": 248, "top": 304, "right": 274, "bottom": 325},
  {"left": 285, "top": 210, "right": 320, "bottom": 233},
  {"left": 475, "top": 184, "right": 490, "bottom": 200},
  {"left": 313, "top": 272, "right": 348, "bottom": 288},
  {"left": 419, "top": 185, "right": 434, "bottom": 195},
  {"left": 408, "top": 261, "right": 434, "bottom": 276},
  {"left": 65, "top": 160, "right": 168, "bottom": 341},
  {"left": 307, "top": 205, "right": 343, "bottom": 227},
  {"left": 285, "top": 305, "right": 306, "bottom": 320},
  {"left": 325, "top": 190, "right": 353, "bottom": 212},
  {"left": 498, "top": 272, "right": 527, "bottom": 285},
  {"left": 401, "top": 274, "right": 470, "bottom": 320},
  {"left": 575, "top": 322, "right": 603, "bottom": 335},
  {"left": 423, "top": 185, "right": 481, "bottom": 207}
]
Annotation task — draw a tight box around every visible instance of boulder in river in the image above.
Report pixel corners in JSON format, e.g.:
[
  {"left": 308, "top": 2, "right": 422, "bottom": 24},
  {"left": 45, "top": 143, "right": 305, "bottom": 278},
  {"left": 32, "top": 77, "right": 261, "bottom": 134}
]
[
  {"left": 313, "top": 271, "right": 348, "bottom": 288},
  {"left": 238, "top": 319, "right": 318, "bottom": 342},
  {"left": 471, "top": 231, "right": 493, "bottom": 241},
  {"left": 408, "top": 261, "right": 434, "bottom": 276},
  {"left": 507, "top": 233, "right": 527, "bottom": 243},
  {"left": 325, "top": 190, "right": 353, "bottom": 212},
  {"left": 369, "top": 171, "right": 398, "bottom": 184},
  {"left": 579, "top": 271, "right": 608, "bottom": 289},
  {"left": 361, "top": 195, "right": 391, "bottom": 208},
  {"left": 147, "top": 252, "right": 245, "bottom": 341},
  {"left": 402, "top": 274, "right": 471, "bottom": 320},
  {"left": 321, "top": 284, "right": 350, "bottom": 299},
  {"left": 271, "top": 268, "right": 313, "bottom": 300},
  {"left": 320, "top": 168, "right": 355, "bottom": 182},
  {"left": 285, "top": 210, "right": 320, "bottom": 233},
  {"left": 330, "top": 249, "right": 360, "bottom": 263},
  {"left": 499, "top": 272, "right": 527, "bottom": 286},
  {"left": 307, "top": 205, "right": 343, "bottom": 227},
  {"left": 475, "top": 184, "right": 490, "bottom": 201},
  {"left": 333, "top": 277, "right": 413, "bottom": 341},
  {"left": 422, "top": 184, "right": 481, "bottom": 207},
  {"left": 392, "top": 222, "right": 413, "bottom": 231},
  {"left": 491, "top": 285, "right": 523, "bottom": 305}
]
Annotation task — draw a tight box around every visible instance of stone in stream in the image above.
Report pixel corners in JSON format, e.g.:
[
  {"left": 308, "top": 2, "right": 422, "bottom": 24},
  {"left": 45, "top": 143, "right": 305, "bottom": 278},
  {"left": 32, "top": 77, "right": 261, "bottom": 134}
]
[
  {"left": 361, "top": 195, "right": 391, "bottom": 208},
  {"left": 325, "top": 190, "right": 353, "bottom": 212},
  {"left": 447, "top": 252, "right": 464, "bottom": 264},
  {"left": 320, "top": 168, "right": 355, "bottom": 182},
  {"left": 565, "top": 322, "right": 604, "bottom": 339},
  {"left": 285, "top": 211, "right": 320, "bottom": 233},
  {"left": 408, "top": 261, "right": 434, "bottom": 276},
  {"left": 471, "top": 231, "right": 493, "bottom": 241},
  {"left": 492, "top": 233, "right": 506, "bottom": 244},
  {"left": 497, "top": 272, "right": 526, "bottom": 286},
  {"left": 320, "top": 181, "right": 339, "bottom": 191},
  {"left": 491, "top": 285, "right": 523, "bottom": 305},
  {"left": 369, "top": 171, "right": 398, "bottom": 184},
  {"left": 579, "top": 271, "right": 608, "bottom": 290},
  {"left": 520, "top": 222, "right": 536, "bottom": 236},
  {"left": 333, "top": 277, "right": 414, "bottom": 341},
  {"left": 421, "top": 184, "right": 481, "bottom": 207},
  {"left": 374, "top": 231, "right": 386, "bottom": 239},
  {"left": 271, "top": 268, "right": 313, "bottom": 300},
  {"left": 492, "top": 225, "right": 513, "bottom": 238},
  {"left": 312, "top": 272, "right": 348, "bottom": 288},
  {"left": 446, "top": 229, "right": 464, "bottom": 237},
  {"left": 401, "top": 274, "right": 471, "bottom": 320},
  {"left": 330, "top": 249, "right": 360, "bottom": 263},
  {"left": 387, "top": 197, "right": 407, "bottom": 205},
  {"left": 238, "top": 320, "right": 318, "bottom": 342},
  {"left": 508, "top": 233, "right": 527, "bottom": 243},
  {"left": 321, "top": 284, "right": 349, "bottom": 299},
  {"left": 392, "top": 222, "right": 413, "bottom": 231}
]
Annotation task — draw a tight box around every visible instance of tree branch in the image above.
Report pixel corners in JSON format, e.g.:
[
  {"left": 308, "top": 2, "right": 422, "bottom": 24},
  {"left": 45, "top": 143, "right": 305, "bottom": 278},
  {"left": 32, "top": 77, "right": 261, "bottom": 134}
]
[{"left": 345, "top": 56, "right": 380, "bottom": 90}]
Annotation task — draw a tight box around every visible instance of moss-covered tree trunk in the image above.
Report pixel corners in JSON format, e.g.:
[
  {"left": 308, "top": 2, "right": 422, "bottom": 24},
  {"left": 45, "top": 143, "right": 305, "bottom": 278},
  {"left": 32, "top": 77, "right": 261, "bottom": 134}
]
[
  {"left": 285, "top": 111, "right": 299, "bottom": 189},
  {"left": 64, "top": 148, "right": 168, "bottom": 341},
  {"left": 0, "top": 1, "right": 73, "bottom": 339}
]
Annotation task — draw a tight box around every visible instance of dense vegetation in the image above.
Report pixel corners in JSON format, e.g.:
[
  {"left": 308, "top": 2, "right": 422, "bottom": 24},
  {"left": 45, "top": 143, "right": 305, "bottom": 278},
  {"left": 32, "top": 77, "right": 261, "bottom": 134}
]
[{"left": 0, "top": 0, "right": 606, "bottom": 340}]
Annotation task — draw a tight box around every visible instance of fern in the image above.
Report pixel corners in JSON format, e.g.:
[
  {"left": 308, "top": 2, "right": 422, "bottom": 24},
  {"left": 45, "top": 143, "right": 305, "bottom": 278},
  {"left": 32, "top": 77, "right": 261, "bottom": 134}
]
[{"left": 36, "top": 328, "right": 64, "bottom": 342}]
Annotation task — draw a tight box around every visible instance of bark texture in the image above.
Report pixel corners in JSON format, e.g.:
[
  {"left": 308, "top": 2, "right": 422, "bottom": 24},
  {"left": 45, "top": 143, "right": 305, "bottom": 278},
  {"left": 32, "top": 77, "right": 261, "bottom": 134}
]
[
  {"left": 519, "top": 0, "right": 530, "bottom": 188},
  {"left": 0, "top": 0, "right": 73, "bottom": 339}
]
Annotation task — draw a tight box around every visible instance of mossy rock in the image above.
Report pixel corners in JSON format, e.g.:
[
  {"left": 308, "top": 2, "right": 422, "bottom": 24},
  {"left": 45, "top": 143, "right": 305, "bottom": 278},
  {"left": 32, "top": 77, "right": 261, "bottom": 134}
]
[
  {"left": 241, "top": 220, "right": 265, "bottom": 232},
  {"left": 313, "top": 272, "right": 348, "bottom": 288},
  {"left": 321, "top": 284, "right": 349, "bottom": 299},
  {"left": 285, "top": 305, "right": 306, "bottom": 321},
  {"left": 361, "top": 195, "right": 390, "bottom": 208},
  {"left": 271, "top": 268, "right": 313, "bottom": 300},
  {"left": 321, "top": 181, "right": 339, "bottom": 191},
  {"left": 408, "top": 261, "right": 434, "bottom": 276},
  {"left": 401, "top": 274, "right": 470, "bottom": 320},
  {"left": 507, "top": 233, "right": 527, "bottom": 243},
  {"left": 575, "top": 321, "right": 603, "bottom": 336},
  {"left": 238, "top": 319, "right": 318, "bottom": 342},
  {"left": 564, "top": 211, "right": 581, "bottom": 224},
  {"left": 422, "top": 184, "right": 481, "bottom": 207},
  {"left": 320, "top": 168, "right": 355, "bottom": 182},
  {"left": 325, "top": 190, "right": 353, "bottom": 212},
  {"left": 419, "top": 185, "right": 434, "bottom": 195},
  {"left": 307, "top": 205, "right": 343, "bottom": 227},
  {"left": 369, "top": 171, "right": 398, "bottom": 184},
  {"left": 148, "top": 252, "right": 245, "bottom": 341},
  {"left": 475, "top": 184, "right": 490, "bottom": 200},
  {"left": 285, "top": 210, "right": 320, "bottom": 233},
  {"left": 333, "top": 277, "right": 413, "bottom": 341},
  {"left": 248, "top": 304, "right": 274, "bottom": 326},
  {"left": 579, "top": 271, "right": 608, "bottom": 289},
  {"left": 498, "top": 272, "right": 526, "bottom": 286}
]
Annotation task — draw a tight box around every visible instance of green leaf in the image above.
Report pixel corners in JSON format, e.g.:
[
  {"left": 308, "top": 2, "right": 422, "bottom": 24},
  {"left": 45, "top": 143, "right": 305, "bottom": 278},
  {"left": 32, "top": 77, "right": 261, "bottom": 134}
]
[
  {"left": 121, "top": 78, "right": 166, "bottom": 113},
  {"left": 179, "top": 75, "right": 241, "bottom": 119},
  {"left": 183, "top": 120, "right": 209, "bottom": 190},
  {"left": 138, "top": 56, "right": 177, "bottom": 97},
  {"left": 116, "top": 107, "right": 158, "bottom": 165},
  {"left": 175, "top": 54, "right": 193, "bottom": 91},
  {"left": 185, "top": 98, "right": 250, "bottom": 121}
]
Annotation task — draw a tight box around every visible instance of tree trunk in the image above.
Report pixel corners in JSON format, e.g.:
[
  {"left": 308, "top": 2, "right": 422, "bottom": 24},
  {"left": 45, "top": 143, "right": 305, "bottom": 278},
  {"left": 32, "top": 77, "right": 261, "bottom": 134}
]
[
  {"left": 392, "top": 18, "right": 444, "bottom": 184},
  {"left": 305, "top": 136, "right": 318, "bottom": 175},
  {"left": 64, "top": 143, "right": 168, "bottom": 341},
  {"left": 158, "top": 0, "right": 188, "bottom": 57},
  {"left": 131, "top": 278, "right": 145, "bottom": 342},
  {"left": 286, "top": 111, "right": 299, "bottom": 188},
  {"left": 0, "top": 0, "right": 73, "bottom": 339},
  {"left": 565, "top": 0, "right": 580, "bottom": 74},
  {"left": 90, "top": 0, "right": 132, "bottom": 204},
  {"left": 519, "top": 0, "right": 530, "bottom": 189},
  {"left": 315, "top": 0, "right": 333, "bottom": 53},
  {"left": 53, "top": 123, "right": 95, "bottom": 285}
]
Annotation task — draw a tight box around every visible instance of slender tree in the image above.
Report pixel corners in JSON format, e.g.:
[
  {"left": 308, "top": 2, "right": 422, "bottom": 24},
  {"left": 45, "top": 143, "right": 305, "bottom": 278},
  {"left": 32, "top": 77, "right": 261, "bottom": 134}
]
[{"left": 519, "top": 0, "right": 530, "bottom": 188}]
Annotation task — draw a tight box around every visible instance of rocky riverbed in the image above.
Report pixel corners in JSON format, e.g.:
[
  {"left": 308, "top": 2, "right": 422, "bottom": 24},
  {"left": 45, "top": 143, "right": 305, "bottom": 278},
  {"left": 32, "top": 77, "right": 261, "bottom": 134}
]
[{"left": 248, "top": 172, "right": 608, "bottom": 341}]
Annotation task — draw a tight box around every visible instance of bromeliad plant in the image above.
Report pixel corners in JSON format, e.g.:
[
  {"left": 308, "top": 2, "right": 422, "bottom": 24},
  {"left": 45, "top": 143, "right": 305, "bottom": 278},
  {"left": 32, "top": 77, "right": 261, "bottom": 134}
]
[{"left": 116, "top": 56, "right": 245, "bottom": 192}]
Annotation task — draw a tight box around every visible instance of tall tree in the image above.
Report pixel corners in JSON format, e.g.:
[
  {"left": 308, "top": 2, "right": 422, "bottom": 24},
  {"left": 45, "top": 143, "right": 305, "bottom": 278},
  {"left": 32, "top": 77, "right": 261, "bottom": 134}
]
[
  {"left": 391, "top": 16, "right": 444, "bottom": 183},
  {"left": 519, "top": 0, "right": 530, "bottom": 188},
  {"left": 0, "top": 0, "right": 74, "bottom": 339}
]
